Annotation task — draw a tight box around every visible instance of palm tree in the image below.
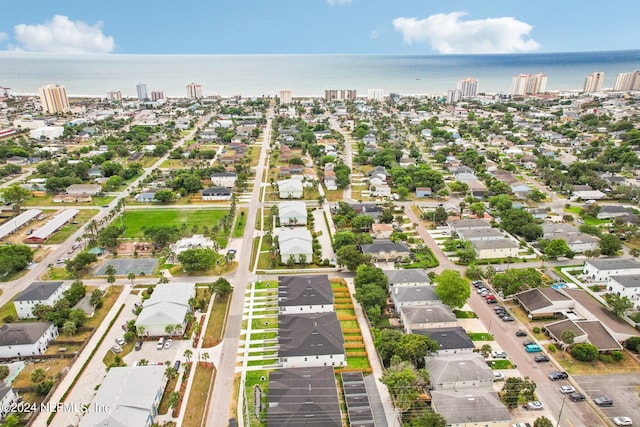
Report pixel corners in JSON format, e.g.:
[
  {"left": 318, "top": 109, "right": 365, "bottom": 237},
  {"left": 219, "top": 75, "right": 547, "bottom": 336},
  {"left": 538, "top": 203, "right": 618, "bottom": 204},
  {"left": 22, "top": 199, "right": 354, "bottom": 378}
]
[
  {"left": 127, "top": 272, "right": 136, "bottom": 285},
  {"left": 202, "top": 352, "right": 210, "bottom": 365},
  {"left": 138, "top": 358, "right": 149, "bottom": 366},
  {"left": 168, "top": 391, "right": 182, "bottom": 412},
  {"left": 183, "top": 349, "right": 193, "bottom": 363}
]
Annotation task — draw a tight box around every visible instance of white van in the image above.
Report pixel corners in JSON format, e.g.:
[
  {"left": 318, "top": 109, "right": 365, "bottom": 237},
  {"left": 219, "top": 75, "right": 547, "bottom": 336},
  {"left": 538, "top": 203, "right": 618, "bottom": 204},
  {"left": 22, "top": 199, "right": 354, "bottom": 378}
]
[
  {"left": 585, "top": 199, "right": 596, "bottom": 204},
  {"left": 156, "top": 337, "right": 165, "bottom": 350}
]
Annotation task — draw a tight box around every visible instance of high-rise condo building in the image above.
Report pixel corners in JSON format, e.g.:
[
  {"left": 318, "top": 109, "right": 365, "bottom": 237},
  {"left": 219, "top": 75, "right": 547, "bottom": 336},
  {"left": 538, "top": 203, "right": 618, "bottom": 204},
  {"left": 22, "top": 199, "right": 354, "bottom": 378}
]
[
  {"left": 136, "top": 83, "right": 148, "bottom": 101},
  {"left": 324, "top": 89, "right": 357, "bottom": 102},
  {"left": 280, "top": 90, "right": 292, "bottom": 105},
  {"left": 613, "top": 71, "right": 640, "bottom": 91},
  {"left": 39, "top": 84, "right": 70, "bottom": 114},
  {"left": 367, "top": 89, "right": 384, "bottom": 100},
  {"left": 456, "top": 77, "right": 478, "bottom": 97},
  {"left": 186, "top": 83, "right": 203, "bottom": 99},
  {"left": 107, "top": 90, "right": 122, "bottom": 101},
  {"left": 151, "top": 91, "right": 166, "bottom": 102},
  {"left": 583, "top": 72, "right": 605, "bottom": 93},
  {"left": 447, "top": 89, "right": 462, "bottom": 104},
  {"left": 511, "top": 73, "right": 547, "bottom": 96}
]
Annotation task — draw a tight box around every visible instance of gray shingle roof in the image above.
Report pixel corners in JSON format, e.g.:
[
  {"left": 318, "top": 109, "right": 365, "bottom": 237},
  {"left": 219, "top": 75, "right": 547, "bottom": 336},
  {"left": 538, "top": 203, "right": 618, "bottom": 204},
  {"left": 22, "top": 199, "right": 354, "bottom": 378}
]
[
  {"left": 426, "top": 353, "right": 495, "bottom": 386},
  {"left": 402, "top": 305, "right": 456, "bottom": 324},
  {"left": 278, "top": 275, "right": 333, "bottom": 307},
  {"left": 278, "top": 313, "right": 344, "bottom": 357},
  {"left": 416, "top": 327, "right": 475, "bottom": 351},
  {"left": 471, "top": 239, "right": 519, "bottom": 250},
  {"left": 0, "top": 322, "right": 54, "bottom": 346},
  {"left": 267, "top": 366, "right": 342, "bottom": 427},
  {"left": 391, "top": 285, "right": 439, "bottom": 305},
  {"left": 431, "top": 390, "right": 511, "bottom": 424},
  {"left": 610, "top": 275, "right": 640, "bottom": 288},
  {"left": 383, "top": 269, "right": 430, "bottom": 285},
  {"left": 586, "top": 258, "right": 640, "bottom": 271},
  {"left": 360, "top": 239, "right": 409, "bottom": 254},
  {"left": 14, "top": 281, "right": 64, "bottom": 302}
]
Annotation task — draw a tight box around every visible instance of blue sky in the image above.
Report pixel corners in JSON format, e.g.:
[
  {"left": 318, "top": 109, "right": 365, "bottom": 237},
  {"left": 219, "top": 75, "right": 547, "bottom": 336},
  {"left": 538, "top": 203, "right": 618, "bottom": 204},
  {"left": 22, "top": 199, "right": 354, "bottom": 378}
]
[{"left": 0, "top": 0, "right": 638, "bottom": 55}]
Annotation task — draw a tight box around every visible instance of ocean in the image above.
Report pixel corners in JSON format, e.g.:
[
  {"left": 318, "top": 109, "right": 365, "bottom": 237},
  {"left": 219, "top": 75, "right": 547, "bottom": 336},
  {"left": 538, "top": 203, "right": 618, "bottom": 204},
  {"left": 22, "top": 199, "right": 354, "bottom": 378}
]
[{"left": 1, "top": 50, "right": 639, "bottom": 98}]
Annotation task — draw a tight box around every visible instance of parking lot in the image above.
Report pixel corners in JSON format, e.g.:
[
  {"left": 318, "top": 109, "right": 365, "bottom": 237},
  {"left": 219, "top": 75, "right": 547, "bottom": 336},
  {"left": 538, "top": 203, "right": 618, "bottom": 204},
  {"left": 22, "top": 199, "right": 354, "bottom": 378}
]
[{"left": 574, "top": 372, "right": 640, "bottom": 426}]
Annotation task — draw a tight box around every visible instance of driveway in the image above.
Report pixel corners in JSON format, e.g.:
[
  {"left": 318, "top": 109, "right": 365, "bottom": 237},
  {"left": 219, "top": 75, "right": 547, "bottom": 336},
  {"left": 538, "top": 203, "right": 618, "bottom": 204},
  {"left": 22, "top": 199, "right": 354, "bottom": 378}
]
[{"left": 313, "top": 206, "right": 335, "bottom": 262}]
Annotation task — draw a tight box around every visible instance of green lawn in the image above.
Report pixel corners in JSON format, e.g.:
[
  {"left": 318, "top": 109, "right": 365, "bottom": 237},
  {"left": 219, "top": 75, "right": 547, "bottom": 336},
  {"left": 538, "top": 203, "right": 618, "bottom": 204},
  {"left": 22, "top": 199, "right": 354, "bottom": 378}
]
[
  {"left": 489, "top": 360, "right": 514, "bottom": 369},
  {"left": 120, "top": 209, "right": 227, "bottom": 237},
  {"left": 454, "top": 310, "right": 478, "bottom": 319},
  {"left": 346, "top": 356, "right": 370, "bottom": 369},
  {"left": 468, "top": 332, "right": 494, "bottom": 341},
  {"left": 233, "top": 209, "right": 248, "bottom": 238}
]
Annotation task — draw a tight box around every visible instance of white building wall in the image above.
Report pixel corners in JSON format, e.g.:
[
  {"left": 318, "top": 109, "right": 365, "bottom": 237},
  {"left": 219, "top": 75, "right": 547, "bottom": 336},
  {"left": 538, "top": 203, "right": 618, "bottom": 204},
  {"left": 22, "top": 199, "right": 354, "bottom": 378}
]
[
  {"left": 476, "top": 246, "right": 519, "bottom": 260},
  {"left": 281, "top": 353, "right": 346, "bottom": 368},
  {"left": 279, "top": 304, "right": 334, "bottom": 315},
  {"left": 0, "top": 325, "right": 57, "bottom": 358},
  {"left": 583, "top": 264, "right": 640, "bottom": 282}
]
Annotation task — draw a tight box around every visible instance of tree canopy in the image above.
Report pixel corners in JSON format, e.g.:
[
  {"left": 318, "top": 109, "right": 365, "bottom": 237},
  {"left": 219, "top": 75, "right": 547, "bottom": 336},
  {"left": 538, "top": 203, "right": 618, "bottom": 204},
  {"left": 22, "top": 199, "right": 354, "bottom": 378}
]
[{"left": 434, "top": 270, "right": 470, "bottom": 309}]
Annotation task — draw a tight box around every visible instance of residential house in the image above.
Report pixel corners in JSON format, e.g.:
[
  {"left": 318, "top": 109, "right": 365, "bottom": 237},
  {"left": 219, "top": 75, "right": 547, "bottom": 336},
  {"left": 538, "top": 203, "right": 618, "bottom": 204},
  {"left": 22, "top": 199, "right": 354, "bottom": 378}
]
[
  {"left": 415, "top": 187, "right": 432, "bottom": 198},
  {"left": 52, "top": 193, "right": 93, "bottom": 204},
  {"left": 210, "top": 172, "right": 237, "bottom": 188},
  {"left": 430, "top": 390, "right": 511, "bottom": 427},
  {"left": 573, "top": 189, "right": 606, "bottom": 200},
  {"left": 348, "top": 203, "right": 383, "bottom": 220},
  {"left": 608, "top": 275, "right": 640, "bottom": 309},
  {"left": 278, "top": 312, "right": 345, "bottom": 368},
  {"left": 323, "top": 169, "right": 337, "bottom": 191},
  {"left": 545, "top": 319, "right": 622, "bottom": 351},
  {"left": 65, "top": 184, "right": 102, "bottom": 196},
  {"left": 415, "top": 327, "right": 475, "bottom": 356},
  {"left": 134, "top": 191, "right": 158, "bottom": 203},
  {"left": 583, "top": 258, "right": 640, "bottom": 282},
  {"left": 360, "top": 239, "right": 410, "bottom": 263},
  {"left": 368, "top": 166, "right": 387, "bottom": 181},
  {"left": 389, "top": 285, "right": 439, "bottom": 313},
  {"left": 278, "top": 201, "right": 307, "bottom": 226},
  {"left": 79, "top": 366, "right": 168, "bottom": 427},
  {"left": 135, "top": 283, "right": 195, "bottom": 337},
  {"left": 597, "top": 205, "right": 630, "bottom": 219},
  {"left": 457, "top": 228, "right": 504, "bottom": 241},
  {"left": 384, "top": 269, "right": 431, "bottom": 287},
  {"left": 201, "top": 186, "right": 232, "bottom": 201},
  {"left": 370, "top": 223, "right": 393, "bottom": 239},
  {"left": 0, "top": 384, "right": 18, "bottom": 419},
  {"left": 514, "top": 288, "right": 575, "bottom": 319},
  {"left": 278, "top": 228, "right": 313, "bottom": 263},
  {"left": 277, "top": 179, "right": 303, "bottom": 199},
  {"left": 561, "top": 233, "right": 600, "bottom": 254},
  {"left": 400, "top": 304, "right": 457, "bottom": 333},
  {"left": 0, "top": 322, "right": 58, "bottom": 358},
  {"left": 88, "top": 166, "right": 103, "bottom": 178},
  {"left": 278, "top": 275, "right": 334, "bottom": 314},
  {"left": 14, "top": 281, "right": 67, "bottom": 319},
  {"left": 426, "top": 353, "right": 495, "bottom": 390},
  {"left": 471, "top": 239, "right": 519, "bottom": 260},
  {"left": 369, "top": 177, "right": 391, "bottom": 197},
  {"left": 267, "top": 366, "right": 342, "bottom": 427},
  {"left": 448, "top": 219, "right": 492, "bottom": 234},
  {"left": 467, "top": 180, "right": 488, "bottom": 199}
]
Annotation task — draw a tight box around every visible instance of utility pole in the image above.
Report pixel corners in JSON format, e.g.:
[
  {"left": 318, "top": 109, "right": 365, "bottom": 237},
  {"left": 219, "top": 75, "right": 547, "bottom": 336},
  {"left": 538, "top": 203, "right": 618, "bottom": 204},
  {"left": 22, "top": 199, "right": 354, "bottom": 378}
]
[{"left": 556, "top": 397, "right": 566, "bottom": 427}]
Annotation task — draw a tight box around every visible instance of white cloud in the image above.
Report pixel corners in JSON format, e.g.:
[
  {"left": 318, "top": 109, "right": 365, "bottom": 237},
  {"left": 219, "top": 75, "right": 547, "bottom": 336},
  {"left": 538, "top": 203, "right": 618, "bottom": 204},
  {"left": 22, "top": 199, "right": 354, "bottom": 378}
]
[
  {"left": 13, "top": 15, "right": 114, "bottom": 53},
  {"left": 0, "top": 32, "right": 7, "bottom": 42},
  {"left": 326, "top": 0, "right": 351, "bottom": 5},
  {"left": 392, "top": 11, "right": 540, "bottom": 54}
]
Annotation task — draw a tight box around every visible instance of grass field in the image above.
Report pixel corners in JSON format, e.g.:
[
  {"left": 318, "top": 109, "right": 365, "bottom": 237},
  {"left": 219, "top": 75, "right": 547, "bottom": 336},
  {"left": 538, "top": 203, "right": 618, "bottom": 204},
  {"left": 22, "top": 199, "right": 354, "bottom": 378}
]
[
  {"left": 233, "top": 209, "right": 248, "bottom": 238},
  {"left": 183, "top": 363, "right": 215, "bottom": 427},
  {"left": 120, "top": 209, "right": 227, "bottom": 237},
  {"left": 202, "top": 294, "right": 230, "bottom": 348}
]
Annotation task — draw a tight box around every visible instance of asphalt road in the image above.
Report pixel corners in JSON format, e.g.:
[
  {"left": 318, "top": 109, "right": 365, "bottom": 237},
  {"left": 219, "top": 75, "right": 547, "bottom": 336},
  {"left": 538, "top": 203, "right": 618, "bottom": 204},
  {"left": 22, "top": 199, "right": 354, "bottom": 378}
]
[{"left": 206, "top": 114, "right": 272, "bottom": 424}]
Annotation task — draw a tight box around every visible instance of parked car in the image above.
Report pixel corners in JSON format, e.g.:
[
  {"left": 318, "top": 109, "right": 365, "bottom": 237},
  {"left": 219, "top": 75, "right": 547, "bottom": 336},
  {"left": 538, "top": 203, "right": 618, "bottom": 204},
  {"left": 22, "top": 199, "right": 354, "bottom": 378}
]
[
  {"left": 156, "top": 337, "right": 165, "bottom": 350},
  {"left": 516, "top": 330, "right": 528, "bottom": 337},
  {"left": 525, "top": 344, "right": 542, "bottom": 353},
  {"left": 523, "top": 340, "right": 536, "bottom": 347},
  {"left": 134, "top": 341, "right": 143, "bottom": 351},
  {"left": 492, "top": 351, "right": 508, "bottom": 359},
  {"left": 569, "top": 392, "right": 585, "bottom": 402},
  {"left": 548, "top": 371, "right": 569, "bottom": 381},
  {"left": 525, "top": 401, "right": 544, "bottom": 410},
  {"left": 560, "top": 385, "right": 576, "bottom": 394},
  {"left": 111, "top": 345, "right": 122, "bottom": 354},
  {"left": 501, "top": 315, "right": 515, "bottom": 322},
  {"left": 534, "top": 354, "right": 550, "bottom": 363},
  {"left": 493, "top": 372, "right": 505, "bottom": 381},
  {"left": 173, "top": 360, "right": 181, "bottom": 371},
  {"left": 593, "top": 396, "right": 613, "bottom": 407},
  {"left": 115, "top": 337, "right": 125, "bottom": 346},
  {"left": 613, "top": 417, "right": 632, "bottom": 426},
  {"left": 164, "top": 338, "right": 173, "bottom": 349},
  {"left": 486, "top": 297, "right": 498, "bottom": 304}
]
